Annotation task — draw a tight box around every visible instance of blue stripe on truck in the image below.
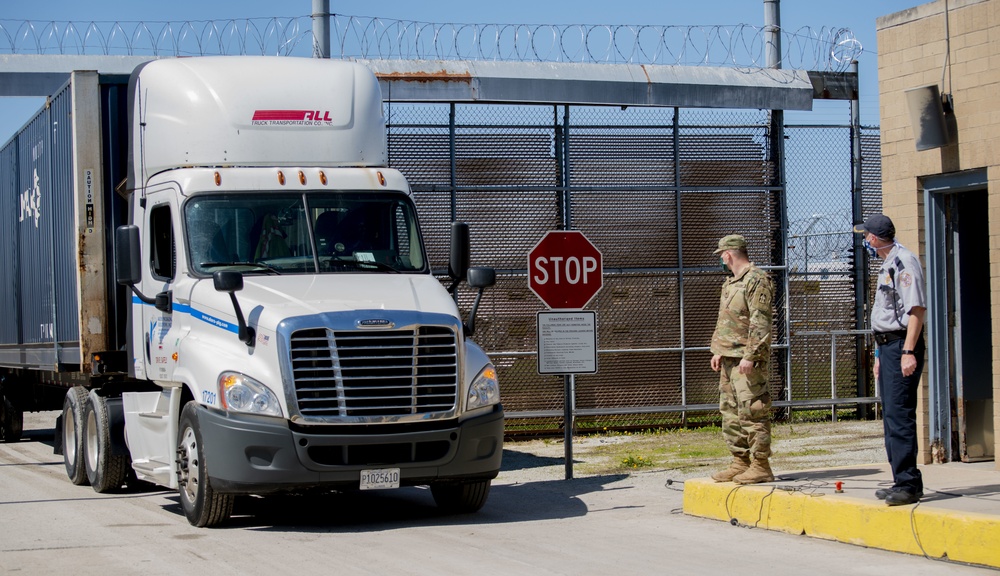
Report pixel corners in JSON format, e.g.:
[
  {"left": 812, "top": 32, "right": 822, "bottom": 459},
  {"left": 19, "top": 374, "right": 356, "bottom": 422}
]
[{"left": 132, "top": 296, "right": 240, "bottom": 334}]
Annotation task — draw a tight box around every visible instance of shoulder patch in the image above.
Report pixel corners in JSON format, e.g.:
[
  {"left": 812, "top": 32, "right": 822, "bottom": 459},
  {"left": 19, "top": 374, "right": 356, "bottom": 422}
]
[{"left": 899, "top": 270, "right": 912, "bottom": 288}]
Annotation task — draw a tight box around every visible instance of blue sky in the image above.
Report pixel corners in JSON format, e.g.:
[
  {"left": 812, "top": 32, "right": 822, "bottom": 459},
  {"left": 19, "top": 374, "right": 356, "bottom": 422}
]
[{"left": 2, "top": 0, "right": 923, "bottom": 141}]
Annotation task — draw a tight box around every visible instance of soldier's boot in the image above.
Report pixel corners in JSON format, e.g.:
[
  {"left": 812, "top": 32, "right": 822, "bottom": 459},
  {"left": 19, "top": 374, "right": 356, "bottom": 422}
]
[
  {"left": 711, "top": 455, "right": 751, "bottom": 482},
  {"left": 733, "top": 458, "right": 774, "bottom": 484}
]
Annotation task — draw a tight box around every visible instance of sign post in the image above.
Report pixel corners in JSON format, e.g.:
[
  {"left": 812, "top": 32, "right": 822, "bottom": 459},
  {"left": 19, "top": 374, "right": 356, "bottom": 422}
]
[{"left": 528, "top": 231, "right": 603, "bottom": 479}]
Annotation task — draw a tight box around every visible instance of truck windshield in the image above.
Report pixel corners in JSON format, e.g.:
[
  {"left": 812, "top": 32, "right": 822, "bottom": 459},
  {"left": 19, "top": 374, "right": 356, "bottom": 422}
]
[{"left": 184, "top": 192, "right": 427, "bottom": 276}]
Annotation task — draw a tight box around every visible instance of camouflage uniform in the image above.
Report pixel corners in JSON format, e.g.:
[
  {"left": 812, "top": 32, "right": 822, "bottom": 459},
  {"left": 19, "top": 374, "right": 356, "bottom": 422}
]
[{"left": 711, "top": 258, "right": 774, "bottom": 462}]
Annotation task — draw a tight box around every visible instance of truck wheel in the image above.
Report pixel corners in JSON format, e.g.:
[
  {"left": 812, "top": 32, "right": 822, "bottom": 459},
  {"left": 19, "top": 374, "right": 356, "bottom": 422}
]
[
  {"left": 430, "top": 479, "right": 492, "bottom": 514},
  {"left": 84, "top": 392, "right": 129, "bottom": 493},
  {"left": 176, "top": 402, "right": 233, "bottom": 527},
  {"left": 62, "top": 386, "right": 90, "bottom": 485},
  {"left": 0, "top": 394, "right": 23, "bottom": 443}
]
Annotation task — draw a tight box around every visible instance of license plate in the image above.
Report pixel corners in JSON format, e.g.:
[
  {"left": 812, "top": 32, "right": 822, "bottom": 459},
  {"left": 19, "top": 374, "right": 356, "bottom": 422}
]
[{"left": 359, "top": 468, "right": 400, "bottom": 490}]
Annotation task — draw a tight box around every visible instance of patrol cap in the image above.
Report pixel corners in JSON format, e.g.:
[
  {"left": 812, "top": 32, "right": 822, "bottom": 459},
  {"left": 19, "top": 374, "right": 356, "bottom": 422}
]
[
  {"left": 713, "top": 234, "right": 747, "bottom": 254},
  {"left": 853, "top": 214, "right": 895, "bottom": 240}
]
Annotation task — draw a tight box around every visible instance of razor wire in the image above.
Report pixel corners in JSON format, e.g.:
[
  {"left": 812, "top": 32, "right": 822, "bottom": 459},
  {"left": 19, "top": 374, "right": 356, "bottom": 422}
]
[
  {"left": 787, "top": 210, "right": 855, "bottom": 275},
  {"left": 0, "top": 15, "right": 862, "bottom": 71},
  {"left": 0, "top": 18, "right": 312, "bottom": 57}
]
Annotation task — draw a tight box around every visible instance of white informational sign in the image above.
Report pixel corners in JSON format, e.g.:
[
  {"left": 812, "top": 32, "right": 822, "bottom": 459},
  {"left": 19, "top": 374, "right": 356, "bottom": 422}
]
[{"left": 537, "top": 311, "right": 598, "bottom": 375}]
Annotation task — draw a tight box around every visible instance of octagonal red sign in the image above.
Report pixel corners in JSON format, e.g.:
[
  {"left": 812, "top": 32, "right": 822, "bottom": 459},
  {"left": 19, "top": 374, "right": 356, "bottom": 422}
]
[{"left": 528, "top": 231, "right": 603, "bottom": 309}]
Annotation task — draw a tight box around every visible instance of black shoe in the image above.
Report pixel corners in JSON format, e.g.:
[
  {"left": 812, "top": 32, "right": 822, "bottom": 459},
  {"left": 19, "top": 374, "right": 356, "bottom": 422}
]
[
  {"left": 885, "top": 489, "right": 922, "bottom": 506},
  {"left": 875, "top": 488, "right": 891, "bottom": 500}
]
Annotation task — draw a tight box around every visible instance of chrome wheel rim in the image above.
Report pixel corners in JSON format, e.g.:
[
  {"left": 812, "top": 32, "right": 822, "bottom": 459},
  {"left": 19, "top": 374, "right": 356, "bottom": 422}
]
[
  {"left": 178, "top": 426, "right": 200, "bottom": 504},
  {"left": 64, "top": 405, "right": 77, "bottom": 465}
]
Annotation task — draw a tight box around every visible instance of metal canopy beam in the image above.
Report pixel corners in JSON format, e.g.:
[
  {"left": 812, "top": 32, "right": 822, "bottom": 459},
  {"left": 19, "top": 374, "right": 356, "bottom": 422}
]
[
  {"left": 1, "top": 54, "right": 824, "bottom": 110},
  {"left": 362, "top": 59, "right": 815, "bottom": 110},
  {"left": 0, "top": 55, "right": 157, "bottom": 96}
]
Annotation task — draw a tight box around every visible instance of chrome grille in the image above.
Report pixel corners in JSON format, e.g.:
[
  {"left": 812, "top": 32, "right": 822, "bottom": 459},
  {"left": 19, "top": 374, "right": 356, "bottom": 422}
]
[{"left": 289, "top": 326, "right": 459, "bottom": 419}]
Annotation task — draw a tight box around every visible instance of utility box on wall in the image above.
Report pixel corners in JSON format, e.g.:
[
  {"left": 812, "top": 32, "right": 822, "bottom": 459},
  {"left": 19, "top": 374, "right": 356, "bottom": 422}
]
[{"left": 904, "top": 84, "right": 952, "bottom": 151}]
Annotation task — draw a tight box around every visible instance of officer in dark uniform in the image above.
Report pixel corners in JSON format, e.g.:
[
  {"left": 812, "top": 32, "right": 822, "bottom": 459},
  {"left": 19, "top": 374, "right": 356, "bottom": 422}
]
[{"left": 855, "top": 214, "right": 926, "bottom": 506}]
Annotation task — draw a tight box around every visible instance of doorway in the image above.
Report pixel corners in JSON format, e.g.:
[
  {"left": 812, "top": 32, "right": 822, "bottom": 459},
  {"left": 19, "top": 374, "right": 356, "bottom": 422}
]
[{"left": 925, "top": 169, "right": 995, "bottom": 462}]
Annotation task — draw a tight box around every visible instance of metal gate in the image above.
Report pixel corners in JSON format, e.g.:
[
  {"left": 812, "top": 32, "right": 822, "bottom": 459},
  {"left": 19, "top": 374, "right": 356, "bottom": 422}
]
[{"left": 386, "top": 102, "right": 882, "bottom": 434}]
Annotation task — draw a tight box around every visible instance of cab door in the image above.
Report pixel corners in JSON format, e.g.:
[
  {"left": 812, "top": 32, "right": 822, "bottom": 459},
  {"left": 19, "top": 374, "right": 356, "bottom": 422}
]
[{"left": 134, "top": 194, "right": 183, "bottom": 383}]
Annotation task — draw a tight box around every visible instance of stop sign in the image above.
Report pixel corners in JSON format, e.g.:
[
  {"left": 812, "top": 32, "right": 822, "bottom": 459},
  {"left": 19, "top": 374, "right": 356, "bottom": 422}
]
[{"left": 528, "top": 231, "right": 603, "bottom": 309}]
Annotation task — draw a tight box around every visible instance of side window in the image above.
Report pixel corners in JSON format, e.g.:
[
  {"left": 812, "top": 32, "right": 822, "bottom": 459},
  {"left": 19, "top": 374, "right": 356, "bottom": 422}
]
[
  {"left": 149, "top": 205, "right": 175, "bottom": 280},
  {"left": 394, "top": 201, "right": 423, "bottom": 269},
  {"left": 393, "top": 204, "right": 410, "bottom": 256}
]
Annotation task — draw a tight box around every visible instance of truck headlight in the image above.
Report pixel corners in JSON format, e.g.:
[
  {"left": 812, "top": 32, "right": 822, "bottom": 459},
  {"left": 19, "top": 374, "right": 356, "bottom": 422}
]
[
  {"left": 218, "top": 372, "right": 282, "bottom": 417},
  {"left": 467, "top": 365, "right": 500, "bottom": 410}
]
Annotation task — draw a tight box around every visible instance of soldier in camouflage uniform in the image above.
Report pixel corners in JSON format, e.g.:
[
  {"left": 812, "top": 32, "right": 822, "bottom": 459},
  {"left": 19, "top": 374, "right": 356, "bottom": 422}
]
[{"left": 709, "top": 235, "right": 775, "bottom": 484}]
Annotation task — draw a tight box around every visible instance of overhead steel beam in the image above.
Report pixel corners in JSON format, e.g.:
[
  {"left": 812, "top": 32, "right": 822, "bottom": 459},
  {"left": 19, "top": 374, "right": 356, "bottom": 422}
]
[
  {"left": 0, "top": 55, "right": 157, "bottom": 96},
  {"left": 362, "top": 59, "right": 815, "bottom": 110},
  {"left": 2, "top": 54, "right": 820, "bottom": 110}
]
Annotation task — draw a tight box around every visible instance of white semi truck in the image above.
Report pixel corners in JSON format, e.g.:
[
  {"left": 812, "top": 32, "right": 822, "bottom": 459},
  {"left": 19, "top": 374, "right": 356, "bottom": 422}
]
[{"left": 0, "top": 56, "right": 503, "bottom": 526}]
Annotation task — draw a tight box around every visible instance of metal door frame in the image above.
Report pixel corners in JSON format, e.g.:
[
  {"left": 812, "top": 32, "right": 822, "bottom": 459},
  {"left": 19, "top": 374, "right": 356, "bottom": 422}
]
[{"left": 923, "top": 167, "right": 988, "bottom": 463}]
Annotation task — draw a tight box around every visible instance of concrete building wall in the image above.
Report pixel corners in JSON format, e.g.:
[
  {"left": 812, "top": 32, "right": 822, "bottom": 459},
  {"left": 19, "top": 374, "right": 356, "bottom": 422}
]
[{"left": 877, "top": 0, "right": 1000, "bottom": 467}]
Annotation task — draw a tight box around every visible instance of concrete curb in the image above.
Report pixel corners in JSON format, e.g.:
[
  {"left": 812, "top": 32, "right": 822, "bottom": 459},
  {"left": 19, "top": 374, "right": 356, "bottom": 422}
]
[{"left": 682, "top": 478, "right": 1000, "bottom": 569}]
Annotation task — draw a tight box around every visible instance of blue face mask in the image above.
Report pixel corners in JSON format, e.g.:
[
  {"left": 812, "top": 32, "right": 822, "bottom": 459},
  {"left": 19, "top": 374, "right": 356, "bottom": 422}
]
[{"left": 863, "top": 238, "right": 878, "bottom": 258}]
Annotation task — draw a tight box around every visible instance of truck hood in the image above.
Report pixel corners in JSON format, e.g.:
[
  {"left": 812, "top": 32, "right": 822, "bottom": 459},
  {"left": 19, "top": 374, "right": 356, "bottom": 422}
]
[{"left": 187, "top": 274, "right": 461, "bottom": 333}]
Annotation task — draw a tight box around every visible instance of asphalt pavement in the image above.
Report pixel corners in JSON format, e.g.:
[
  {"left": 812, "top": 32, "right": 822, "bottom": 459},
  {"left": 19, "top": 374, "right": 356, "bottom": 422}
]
[{"left": 2, "top": 411, "right": 997, "bottom": 575}]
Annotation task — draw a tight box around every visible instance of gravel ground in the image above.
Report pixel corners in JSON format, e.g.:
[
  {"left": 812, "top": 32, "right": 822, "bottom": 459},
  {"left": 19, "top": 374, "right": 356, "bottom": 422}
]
[{"left": 498, "top": 419, "right": 886, "bottom": 484}]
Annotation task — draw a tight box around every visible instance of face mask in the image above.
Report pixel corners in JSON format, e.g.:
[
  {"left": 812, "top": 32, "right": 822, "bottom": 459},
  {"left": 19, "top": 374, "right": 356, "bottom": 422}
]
[
  {"left": 863, "top": 238, "right": 878, "bottom": 258},
  {"left": 720, "top": 256, "right": 729, "bottom": 273}
]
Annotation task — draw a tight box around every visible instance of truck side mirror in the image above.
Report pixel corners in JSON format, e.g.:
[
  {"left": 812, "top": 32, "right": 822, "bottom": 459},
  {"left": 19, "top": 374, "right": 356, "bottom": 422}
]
[
  {"left": 213, "top": 271, "right": 254, "bottom": 347},
  {"left": 467, "top": 267, "right": 496, "bottom": 289},
  {"left": 464, "top": 266, "right": 496, "bottom": 338},
  {"left": 114, "top": 224, "right": 165, "bottom": 310},
  {"left": 213, "top": 270, "right": 244, "bottom": 293},
  {"left": 115, "top": 225, "right": 142, "bottom": 286},
  {"left": 449, "top": 221, "right": 470, "bottom": 282}
]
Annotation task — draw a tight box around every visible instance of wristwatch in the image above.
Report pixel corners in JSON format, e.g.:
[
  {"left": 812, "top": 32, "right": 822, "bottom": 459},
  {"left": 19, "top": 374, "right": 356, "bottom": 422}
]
[{"left": 901, "top": 349, "right": 915, "bottom": 355}]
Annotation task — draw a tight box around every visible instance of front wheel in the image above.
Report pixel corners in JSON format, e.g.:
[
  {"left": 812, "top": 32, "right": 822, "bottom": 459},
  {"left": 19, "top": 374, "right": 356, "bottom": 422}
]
[
  {"left": 176, "top": 403, "right": 233, "bottom": 527},
  {"left": 84, "top": 392, "right": 129, "bottom": 493},
  {"left": 430, "top": 479, "right": 492, "bottom": 514},
  {"left": 62, "top": 386, "right": 90, "bottom": 486}
]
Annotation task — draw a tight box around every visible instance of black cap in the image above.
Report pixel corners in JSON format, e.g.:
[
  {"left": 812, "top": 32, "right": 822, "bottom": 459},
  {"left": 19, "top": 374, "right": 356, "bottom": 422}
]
[{"left": 853, "top": 214, "right": 895, "bottom": 240}]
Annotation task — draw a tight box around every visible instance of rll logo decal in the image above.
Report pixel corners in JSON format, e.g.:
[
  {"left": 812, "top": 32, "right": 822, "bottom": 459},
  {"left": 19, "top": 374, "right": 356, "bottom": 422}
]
[{"left": 251, "top": 110, "right": 334, "bottom": 126}]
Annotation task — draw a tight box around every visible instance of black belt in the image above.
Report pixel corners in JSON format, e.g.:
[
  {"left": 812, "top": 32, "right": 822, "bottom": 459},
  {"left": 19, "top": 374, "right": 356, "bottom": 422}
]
[{"left": 873, "top": 330, "right": 907, "bottom": 345}]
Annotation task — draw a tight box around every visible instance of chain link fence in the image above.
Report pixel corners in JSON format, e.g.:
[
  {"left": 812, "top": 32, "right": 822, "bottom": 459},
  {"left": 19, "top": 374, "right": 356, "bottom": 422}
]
[{"left": 386, "top": 102, "right": 881, "bottom": 434}]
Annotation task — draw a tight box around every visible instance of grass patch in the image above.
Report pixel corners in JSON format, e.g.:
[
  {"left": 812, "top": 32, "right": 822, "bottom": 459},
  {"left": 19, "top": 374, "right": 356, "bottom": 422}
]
[
  {"left": 573, "top": 426, "right": 729, "bottom": 475},
  {"left": 507, "top": 419, "right": 883, "bottom": 477},
  {"left": 620, "top": 453, "right": 654, "bottom": 469},
  {"left": 780, "top": 448, "right": 832, "bottom": 458}
]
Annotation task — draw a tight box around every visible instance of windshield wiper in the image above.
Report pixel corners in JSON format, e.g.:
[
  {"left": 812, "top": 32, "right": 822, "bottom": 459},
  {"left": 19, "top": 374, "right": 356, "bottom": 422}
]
[
  {"left": 355, "top": 260, "right": 400, "bottom": 273},
  {"left": 199, "top": 261, "right": 283, "bottom": 274},
  {"left": 323, "top": 256, "right": 400, "bottom": 273}
]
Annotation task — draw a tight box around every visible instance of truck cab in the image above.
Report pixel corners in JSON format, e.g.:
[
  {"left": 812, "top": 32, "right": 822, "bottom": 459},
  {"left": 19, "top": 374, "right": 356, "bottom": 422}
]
[{"left": 76, "top": 56, "right": 502, "bottom": 527}]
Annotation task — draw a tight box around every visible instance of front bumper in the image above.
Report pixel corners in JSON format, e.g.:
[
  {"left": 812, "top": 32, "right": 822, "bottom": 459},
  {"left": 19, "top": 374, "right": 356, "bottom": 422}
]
[{"left": 197, "top": 403, "right": 504, "bottom": 494}]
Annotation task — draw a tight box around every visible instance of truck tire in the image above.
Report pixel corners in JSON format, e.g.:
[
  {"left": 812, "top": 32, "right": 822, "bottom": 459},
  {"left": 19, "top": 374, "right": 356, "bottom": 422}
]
[
  {"left": 1, "top": 393, "right": 23, "bottom": 443},
  {"left": 430, "top": 479, "right": 492, "bottom": 514},
  {"left": 84, "top": 391, "right": 129, "bottom": 493},
  {"left": 176, "top": 402, "right": 233, "bottom": 527},
  {"left": 62, "top": 386, "right": 90, "bottom": 486}
]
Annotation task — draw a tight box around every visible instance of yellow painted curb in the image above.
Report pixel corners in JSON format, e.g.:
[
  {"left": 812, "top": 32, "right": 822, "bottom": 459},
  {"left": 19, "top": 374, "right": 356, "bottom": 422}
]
[{"left": 682, "top": 478, "right": 1000, "bottom": 569}]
